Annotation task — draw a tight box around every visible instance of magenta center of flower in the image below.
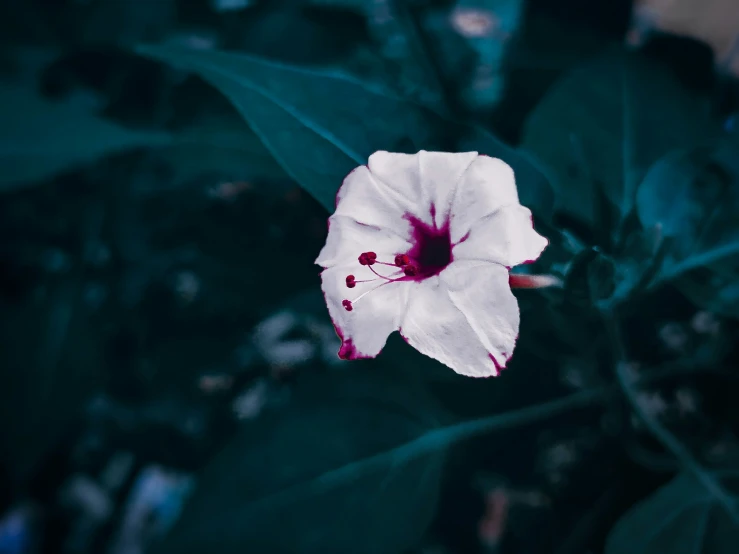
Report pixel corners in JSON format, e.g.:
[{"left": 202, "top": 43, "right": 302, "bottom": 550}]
[
  {"left": 341, "top": 208, "right": 453, "bottom": 312},
  {"left": 405, "top": 213, "right": 452, "bottom": 278}
]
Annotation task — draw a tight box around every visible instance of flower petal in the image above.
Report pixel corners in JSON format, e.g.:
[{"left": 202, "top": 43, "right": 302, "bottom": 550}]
[
  {"left": 452, "top": 205, "right": 549, "bottom": 267},
  {"left": 333, "top": 165, "right": 415, "bottom": 235},
  {"left": 450, "top": 155, "right": 520, "bottom": 244},
  {"left": 400, "top": 261, "right": 519, "bottom": 377},
  {"left": 366, "top": 151, "right": 423, "bottom": 210},
  {"left": 315, "top": 215, "right": 411, "bottom": 268},
  {"left": 320, "top": 263, "right": 409, "bottom": 360},
  {"left": 368, "top": 151, "right": 479, "bottom": 228}
]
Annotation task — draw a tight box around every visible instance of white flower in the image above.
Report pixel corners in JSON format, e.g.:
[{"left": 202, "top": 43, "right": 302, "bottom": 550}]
[{"left": 315, "top": 151, "right": 549, "bottom": 377}]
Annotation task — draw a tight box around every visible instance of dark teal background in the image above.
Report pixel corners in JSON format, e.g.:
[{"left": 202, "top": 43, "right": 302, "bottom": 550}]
[{"left": 1, "top": 1, "right": 738, "bottom": 553}]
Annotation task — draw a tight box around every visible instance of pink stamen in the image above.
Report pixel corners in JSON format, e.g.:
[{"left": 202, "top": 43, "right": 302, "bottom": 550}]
[
  {"left": 343, "top": 250, "right": 418, "bottom": 311},
  {"left": 346, "top": 274, "right": 376, "bottom": 289},
  {"left": 343, "top": 205, "right": 454, "bottom": 313}
]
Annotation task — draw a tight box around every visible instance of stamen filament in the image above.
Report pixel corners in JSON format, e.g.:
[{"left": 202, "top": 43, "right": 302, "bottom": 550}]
[
  {"left": 368, "top": 265, "right": 403, "bottom": 281},
  {"left": 351, "top": 279, "right": 396, "bottom": 304},
  {"left": 342, "top": 250, "right": 416, "bottom": 311}
]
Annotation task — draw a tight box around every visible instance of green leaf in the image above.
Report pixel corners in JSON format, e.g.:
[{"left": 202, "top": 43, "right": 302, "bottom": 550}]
[
  {"left": 605, "top": 473, "right": 739, "bottom": 554},
  {"left": 0, "top": 279, "right": 102, "bottom": 487},
  {"left": 159, "top": 116, "right": 286, "bottom": 187},
  {"left": 0, "top": 82, "right": 171, "bottom": 191},
  {"left": 136, "top": 44, "right": 546, "bottom": 216},
  {"left": 636, "top": 141, "right": 739, "bottom": 317},
  {"left": 563, "top": 247, "right": 616, "bottom": 306},
  {"left": 521, "top": 49, "right": 716, "bottom": 231},
  {"left": 156, "top": 373, "right": 445, "bottom": 554}
]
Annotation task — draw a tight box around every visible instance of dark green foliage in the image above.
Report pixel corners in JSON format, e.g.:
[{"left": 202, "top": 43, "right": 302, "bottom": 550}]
[
  {"left": 520, "top": 47, "right": 739, "bottom": 312},
  {"left": 155, "top": 373, "right": 445, "bottom": 554},
  {"left": 488, "top": 10, "right": 611, "bottom": 143},
  {"left": 637, "top": 141, "right": 739, "bottom": 317},
  {"left": 136, "top": 44, "right": 549, "bottom": 216},
  {"left": 564, "top": 247, "right": 616, "bottom": 306},
  {"left": 136, "top": 44, "right": 445, "bottom": 212},
  {"left": 4, "top": 4, "right": 739, "bottom": 554},
  {"left": 0, "top": 78, "right": 171, "bottom": 191},
  {"left": 605, "top": 473, "right": 739, "bottom": 554},
  {"left": 522, "top": 49, "right": 717, "bottom": 229},
  {"left": 159, "top": 115, "right": 286, "bottom": 186},
  {"left": 0, "top": 48, "right": 289, "bottom": 193},
  {"left": 0, "top": 278, "right": 103, "bottom": 486}
]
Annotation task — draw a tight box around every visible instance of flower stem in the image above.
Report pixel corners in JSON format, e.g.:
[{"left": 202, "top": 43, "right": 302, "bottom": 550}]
[{"left": 601, "top": 307, "right": 739, "bottom": 524}]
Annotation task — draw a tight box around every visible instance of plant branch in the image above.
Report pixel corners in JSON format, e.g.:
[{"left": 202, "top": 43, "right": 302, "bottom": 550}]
[
  {"left": 601, "top": 307, "right": 739, "bottom": 523},
  {"left": 394, "top": 0, "right": 464, "bottom": 119},
  {"left": 241, "top": 360, "right": 715, "bottom": 515},
  {"left": 651, "top": 242, "right": 739, "bottom": 287}
]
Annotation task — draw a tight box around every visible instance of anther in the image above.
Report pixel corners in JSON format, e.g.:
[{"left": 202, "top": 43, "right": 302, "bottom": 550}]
[
  {"left": 344, "top": 251, "right": 420, "bottom": 313},
  {"left": 358, "top": 251, "right": 377, "bottom": 266},
  {"left": 403, "top": 264, "right": 418, "bottom": 276},
  {"left": 395, "top": 254, "right": 410, "bottom": 267}
]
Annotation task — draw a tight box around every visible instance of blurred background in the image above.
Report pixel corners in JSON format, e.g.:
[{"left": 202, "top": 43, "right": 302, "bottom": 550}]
[{"left": 1, "top": 1, "right": 739, "bottom": 553}]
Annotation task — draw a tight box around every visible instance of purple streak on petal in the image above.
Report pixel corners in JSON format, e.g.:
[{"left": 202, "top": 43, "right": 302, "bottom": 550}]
[
  {"left": 323, "top": 291, "right": 375, "bottom": 361},
  {"left": 336, "top": 336, "right": 375, "bottom": 361},
  {"left": 455, "top": 230, "right": 471, "bottom": 245},
  {"left": 488, "top": 353, "right": 506, "bottom": 376},
  {"left": 338, "top": 337, "right": 357, "bottom": 359}
]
